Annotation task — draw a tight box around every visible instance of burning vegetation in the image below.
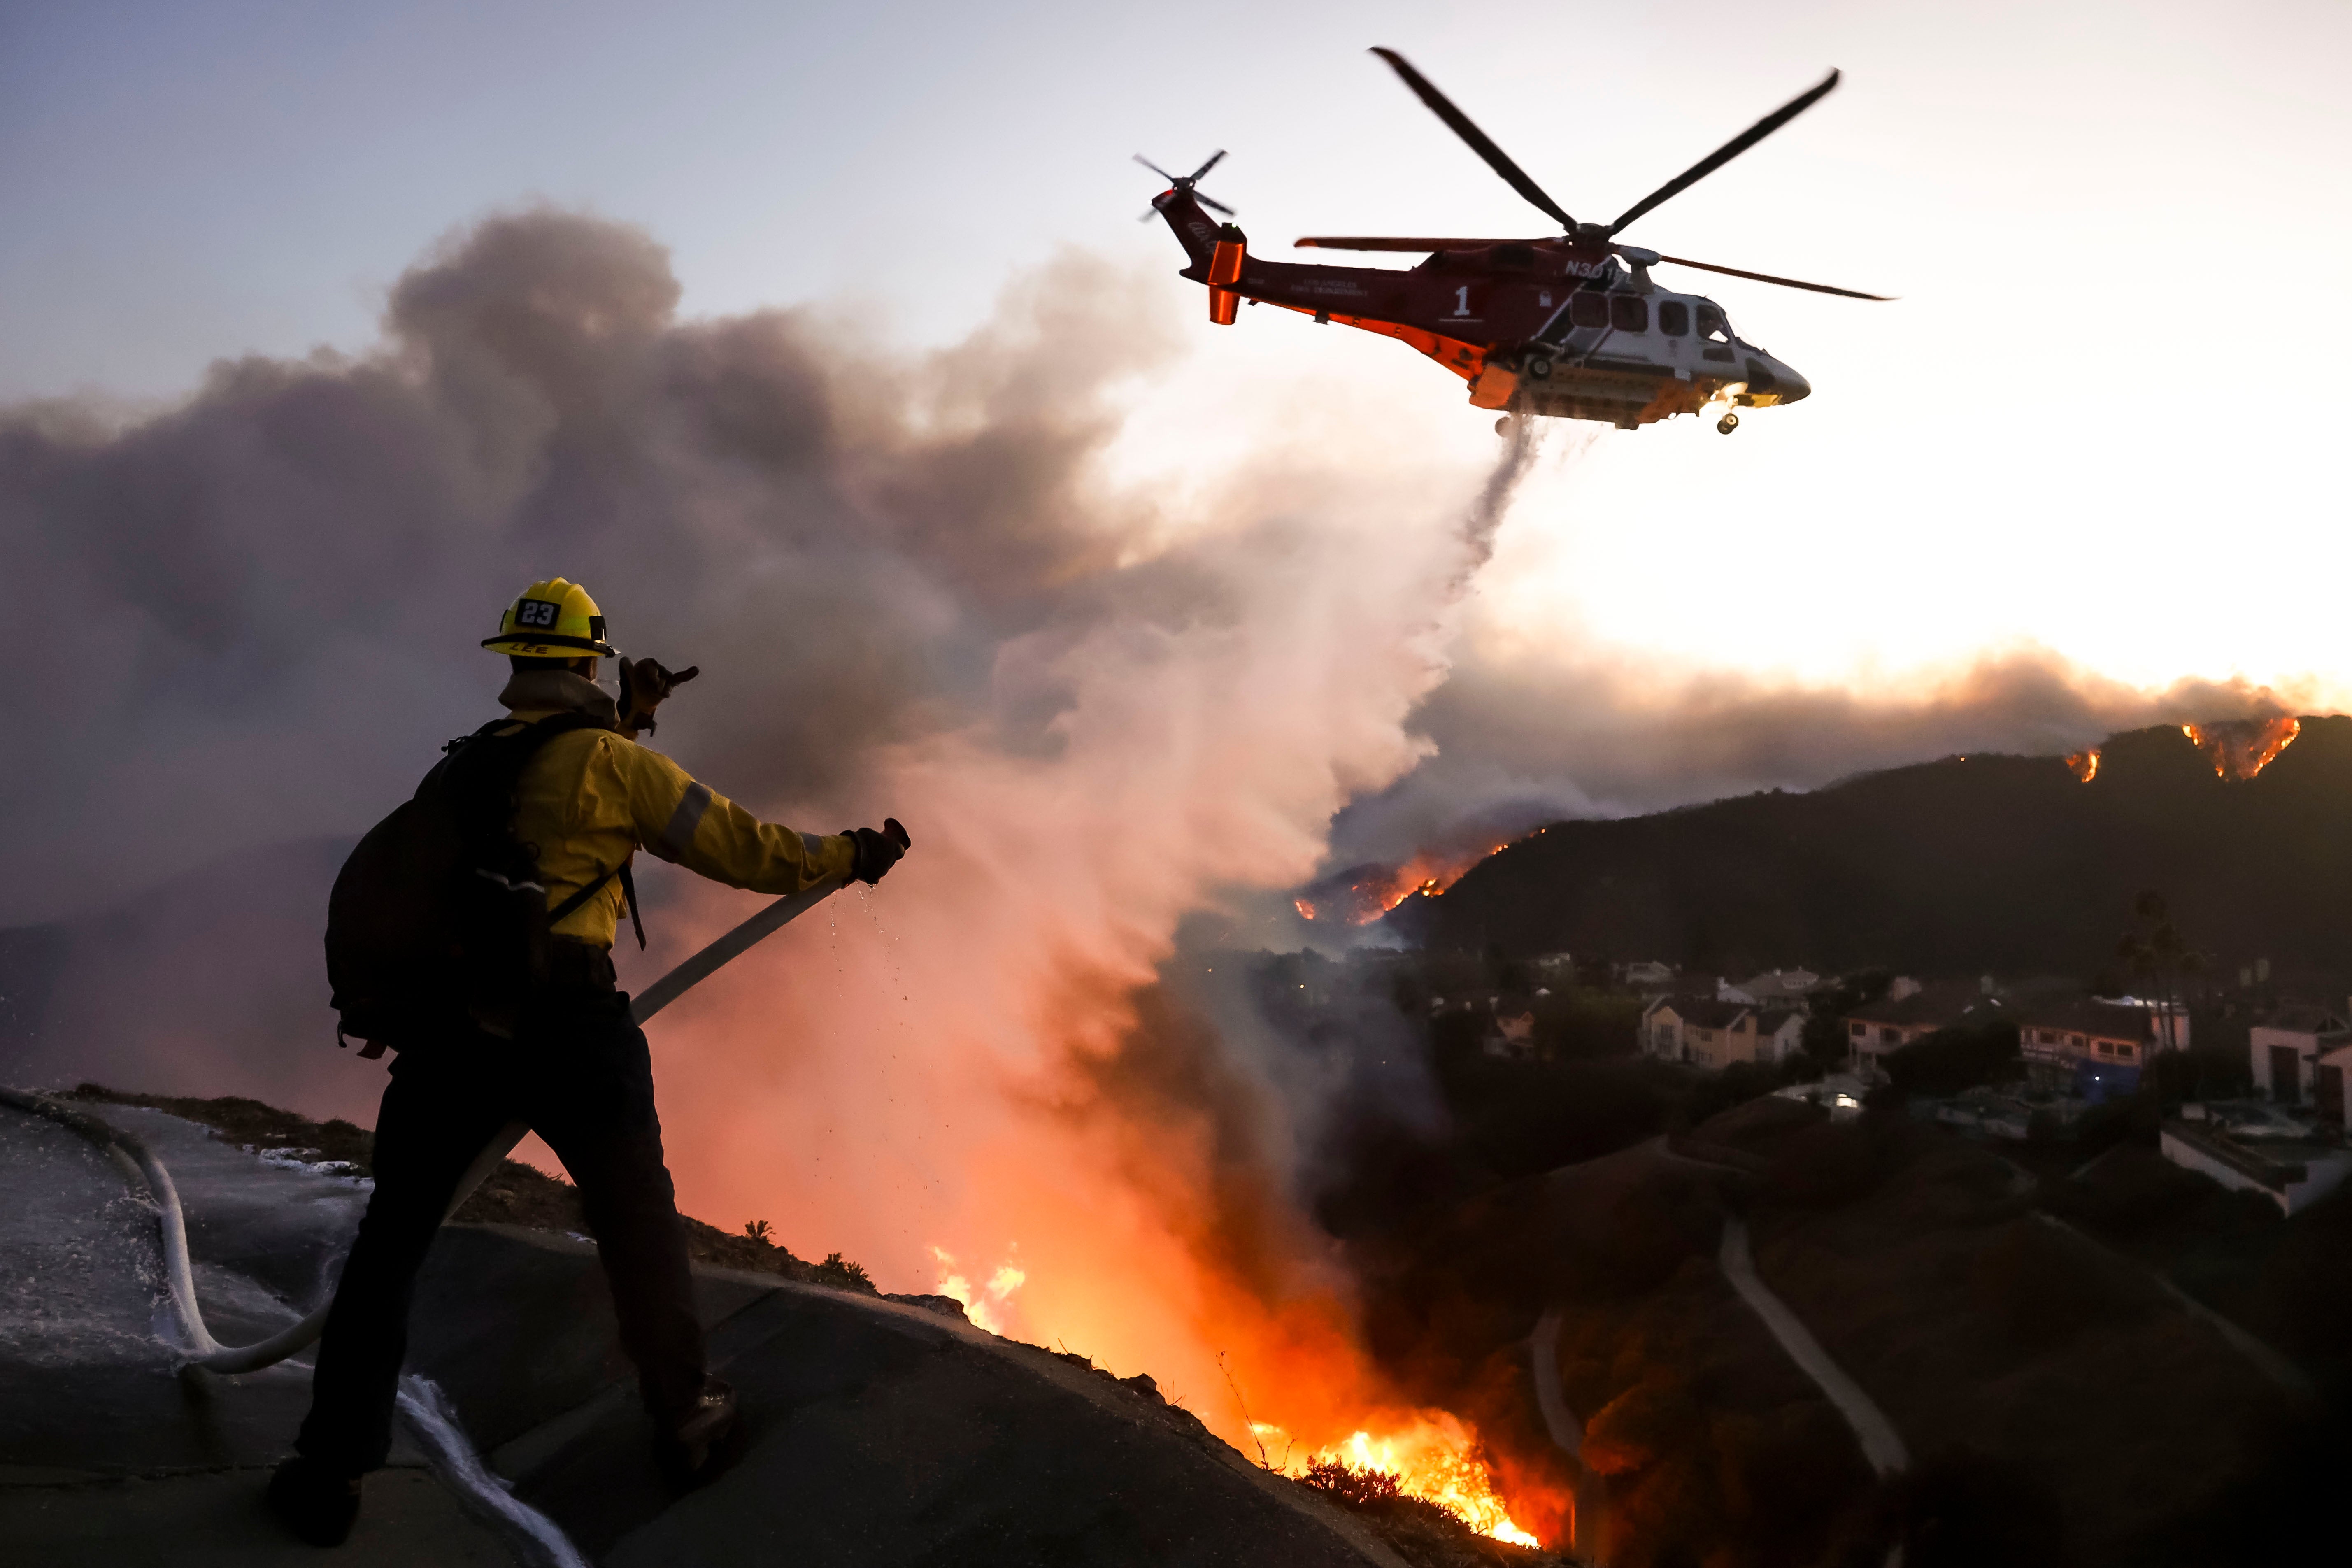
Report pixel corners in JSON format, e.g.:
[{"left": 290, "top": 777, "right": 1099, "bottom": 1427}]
[
  {"left": 1295, "top": 842, "right": 1521, "bottom": 926},
  {"left": 1271, "top": 1421, "right": 1544, "bottom": 1548},
  {"left": 2180, "top": 716, "right": 2301, "bottom": 779},
  {"left": 2064, "top": 747, "right": 2100, "bottom": 783}
]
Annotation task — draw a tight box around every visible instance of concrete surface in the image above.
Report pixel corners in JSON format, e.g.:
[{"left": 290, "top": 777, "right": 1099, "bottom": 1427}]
[
  {"left": 0, "top": 1098, "right": 520, "bottom": 1563},
  {"left": 1, "top": 1098, "right": 1400, "bottom": 1566},
  {"left": 0, "top": 1468, "right": 521, "bottom": 1568}
]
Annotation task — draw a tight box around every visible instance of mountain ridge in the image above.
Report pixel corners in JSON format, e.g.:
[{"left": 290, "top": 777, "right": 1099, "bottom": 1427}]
[{"left": 1398, "top": 717, "right": 2352, "bottom": 984}]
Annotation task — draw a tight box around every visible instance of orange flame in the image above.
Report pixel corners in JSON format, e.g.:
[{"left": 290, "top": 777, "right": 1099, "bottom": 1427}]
[
  {"left": 2065, "top": 747, "right": 2100, "bottom": 783},
  {"left": 1349, "top": 843, "right": 1509, "bottom": 924},
  {"left": 1254, "top": 1416, "right": 1545, "bottom": 1546},
  {"left": 1292, "top": 898, "right": 1318, "bottom": 921},
  {"left": 2182, "top": 717, "right": 2301, "bottom": 780}
]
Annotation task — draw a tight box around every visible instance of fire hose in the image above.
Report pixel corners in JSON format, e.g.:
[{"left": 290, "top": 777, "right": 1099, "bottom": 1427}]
[{"left": 0, "top": 823, "right": 902, "bottom": 1377}]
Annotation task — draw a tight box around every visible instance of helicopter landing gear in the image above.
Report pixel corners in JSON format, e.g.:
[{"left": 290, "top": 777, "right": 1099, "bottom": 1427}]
[
  {"left": 1717, "top": 412, "right": 1740, "bottom": 435},
  {"left": 1495, "top": 416, "right": 1513, "bottom": 437},
  {"left": 1524, "top": 355, "right": 1553, "bottom": 381}
]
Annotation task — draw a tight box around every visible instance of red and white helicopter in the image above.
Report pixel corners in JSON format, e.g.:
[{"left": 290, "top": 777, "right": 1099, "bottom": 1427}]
[{"left": 1142, "top": 49, "right": 1890, "bottom": 433}]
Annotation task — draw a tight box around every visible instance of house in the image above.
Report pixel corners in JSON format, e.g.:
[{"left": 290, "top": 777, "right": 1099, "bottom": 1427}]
[
  {"left": 1841, "top": 985, "right": 1984, "bottom": 1074},
  {"left": 1642, "top": 999, "right": 1801, "bottom": 1069},
  {"left": 1621, "top": 960, "right": 1675, "bottom": 991},
  {"left": 2015, "top": 996, "right": 2190, "bottom": 1096},
  {"left": 1719, "top": 968, "right": 1823, "bottom": 1010},
  {"left": 1754, "top": 1007, "right": 1807, "bottom": 1064},
  {"left": 2249, "top": 1004, "right": 2352, "bottom": 1118},
  {"left": 2160, "top": 1110, "right": 2352, "bottom": 1216}
]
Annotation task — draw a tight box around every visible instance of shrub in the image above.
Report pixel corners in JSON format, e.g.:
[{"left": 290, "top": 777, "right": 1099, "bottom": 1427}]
[
  {"left": 812, "top": 1251, "right": 873, "bottom": 1291},
  {"left": 1882, "top": 1020, "right": 2022, "bottom": 1096},
  {"left": 1300, "top": 1459, "right": 1405, "bottom": 1506}
]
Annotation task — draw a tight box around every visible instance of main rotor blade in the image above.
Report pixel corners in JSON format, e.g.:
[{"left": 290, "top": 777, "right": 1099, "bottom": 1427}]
[
  {"left": 1189, "top": 149, "right": 1228, "bottom": 181},
  {"left": 1295, "top": 235, "right": 1543, "bottom": 251},
  {"left": 1133, "top": 154, "right": 1179, "bottom": 183},
  {"left": 1656, "top": 251, "right": 1894, "bottom": 300},
  {"left": 1371, "top": 47, "right": 1576, "bottom": 233},
  {"left": 1196, "top": 190, "right": 1237, "bottom": 216},
  {"left": 1607, "top": 70, "right": 1841, "bottom": 236}
]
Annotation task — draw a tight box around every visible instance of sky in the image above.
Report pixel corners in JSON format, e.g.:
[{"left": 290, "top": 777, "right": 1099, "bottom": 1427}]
[{"left": 7, "top": 0, "right": 2350, "bottom": 821}]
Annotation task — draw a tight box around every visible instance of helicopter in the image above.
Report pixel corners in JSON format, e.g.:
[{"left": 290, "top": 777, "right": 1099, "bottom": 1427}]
[{"left": 1139, "top": 48, "right": 1891, "bottom": 434}]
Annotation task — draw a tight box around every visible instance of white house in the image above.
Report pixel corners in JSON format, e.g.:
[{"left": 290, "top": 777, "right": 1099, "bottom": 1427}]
[
  {"left": 2161, "top": 1114, "right": 2352, "bottom": 1216},
  {"left": 1755, "top": 1008, "right": 1807, "bottom": 1064},
  {"left": 2249, "top": 1005, "right": 2352, "bottom": 1119}
]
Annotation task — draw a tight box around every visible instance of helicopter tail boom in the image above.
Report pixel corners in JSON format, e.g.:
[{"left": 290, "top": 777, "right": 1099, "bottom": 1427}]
[{"left": 1152, "top": 188, "right": 1226, "bottom": 277}]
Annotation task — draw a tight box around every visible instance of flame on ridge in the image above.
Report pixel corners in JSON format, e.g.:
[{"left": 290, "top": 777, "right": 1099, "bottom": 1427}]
[
  {"left": 2181, "top": 717, "right": 2301, "bottom": 780},
  {"left": 2065, "top": 747, "right": 2101, "bottom": 783},
  {"left": 1251, "top": 1415, "right": 1545, "bottom": 1547},
  {"left": 1295, "top": 842, "right": 1516, "bottom": 925},
  {"left": 931, "top": 1245, "right": 1026, "bottom": 1333}
]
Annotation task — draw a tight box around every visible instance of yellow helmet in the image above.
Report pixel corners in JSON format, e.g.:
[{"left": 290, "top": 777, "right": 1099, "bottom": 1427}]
[{"left": 481, "top": 578, "right": 619, "bottom": 658}]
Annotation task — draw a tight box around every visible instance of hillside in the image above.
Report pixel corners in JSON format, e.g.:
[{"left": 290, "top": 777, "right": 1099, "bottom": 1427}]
[
  {"left": 1348, "top": 1094, "right": 2344, "bottom": 1567},
  {"left": 0, "top": 1091, "right": 1546, "bottom": 1568},
  {"left": 1400, "top": 717, "right": 2352, "bottom": 981}
]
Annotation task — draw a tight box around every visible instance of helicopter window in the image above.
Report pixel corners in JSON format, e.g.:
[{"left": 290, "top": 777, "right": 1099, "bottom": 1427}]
[
  {"left": 1569, "top": 292, "right": 1610, "bottom": 329},
  {"left": 1611, "top": 296, "right": 1648, "bottom": 333},
  {"left": 1657, "top": 300, "right": 1690, "bottom": 336},
  {"left": 1696, "top": 302, "right": 1731, "bottom": 342}
]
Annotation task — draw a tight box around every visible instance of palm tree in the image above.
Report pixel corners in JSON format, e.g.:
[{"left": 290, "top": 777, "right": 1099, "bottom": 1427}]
[{"left": 2117, "top": 890, "right": 2198, "bottom": 1076}]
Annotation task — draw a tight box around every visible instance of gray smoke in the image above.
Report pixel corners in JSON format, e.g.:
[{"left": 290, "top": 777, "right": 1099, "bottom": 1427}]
[
  {"left": 1328, "top": 645, "right": 2310, "bottom": 873},
  {"left": 0, "top": 212, "right": 1182, "bottom": 926}
]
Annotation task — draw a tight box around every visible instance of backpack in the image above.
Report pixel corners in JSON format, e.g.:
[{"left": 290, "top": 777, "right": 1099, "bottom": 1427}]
[{"left": 325, "top": 712, "right": 642, "bottom": 1054}]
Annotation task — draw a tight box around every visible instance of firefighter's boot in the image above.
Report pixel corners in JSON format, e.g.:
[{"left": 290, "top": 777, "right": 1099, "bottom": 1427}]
[
  {"left": 655, "top": 1376, "right": 744, "bottom": 1491},
  {"left": 266, "top": 1456, "right": 362, "bottom": 1547}
]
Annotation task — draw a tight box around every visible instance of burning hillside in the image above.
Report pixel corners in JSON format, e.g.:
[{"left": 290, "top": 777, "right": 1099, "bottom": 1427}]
[
  {"left": 2181, "top": 716, "right": 2301, "bottom": 779},
  {"left": 1293, "top": 841, "right": 1524, "bottom": 926}
]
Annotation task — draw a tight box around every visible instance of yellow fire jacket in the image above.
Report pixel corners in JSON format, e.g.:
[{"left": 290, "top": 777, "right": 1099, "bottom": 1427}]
[{"left": 500, "top": 674, "right": 857, "bottom": 947}]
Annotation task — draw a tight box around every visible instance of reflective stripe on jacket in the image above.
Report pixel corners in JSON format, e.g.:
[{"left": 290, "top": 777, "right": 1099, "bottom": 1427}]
[{"left": 505, "top": 710, "right": 856, "bottom": 947}]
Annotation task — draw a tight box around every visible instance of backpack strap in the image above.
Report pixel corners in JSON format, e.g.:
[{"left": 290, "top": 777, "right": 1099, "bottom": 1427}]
[
  {"left": 454, "top": 710, "right": 651, "bottom": 950},
  {"left": 544, "top": 856, "right": 646, "bottom": 949},
  {"left": 617, "top": 861, "right": 646, "bottom": 951},
  {"left": 548, "top": 860, "right": 621, "bottom": 925}
]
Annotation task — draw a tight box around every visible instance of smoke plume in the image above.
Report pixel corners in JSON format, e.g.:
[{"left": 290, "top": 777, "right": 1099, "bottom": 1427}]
[{"left": 0, "top": 208, "right": 1532, "bottom": 1461}]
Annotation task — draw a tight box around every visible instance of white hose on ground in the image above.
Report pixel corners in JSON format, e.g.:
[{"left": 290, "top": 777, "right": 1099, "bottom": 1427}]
[
  {"left": 0, "top": 1084, "right": 594, "bottom": 1564},
  {"left": 0, "top": 1085, "right": 328, "bottom": 1375},
  {"left": 397, "top": 1374, "right": 593, "bottom": 1568},
  {"left": 0, "top": 871, "right": 851, "bottom": 1374}
]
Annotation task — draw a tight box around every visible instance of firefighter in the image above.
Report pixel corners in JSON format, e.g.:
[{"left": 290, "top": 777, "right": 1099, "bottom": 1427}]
[{"left": 268, "top": 579, "right": 904, "bottom": 1545}]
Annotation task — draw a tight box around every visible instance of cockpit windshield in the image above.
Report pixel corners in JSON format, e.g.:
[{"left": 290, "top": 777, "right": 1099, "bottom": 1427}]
[{"left": 1696, "top": 302, "right": 1733, "bottom": 343}]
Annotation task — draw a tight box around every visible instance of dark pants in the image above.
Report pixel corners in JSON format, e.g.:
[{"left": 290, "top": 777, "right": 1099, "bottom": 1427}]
[{"left": 295, "top": 976, "right": 705, "bottom": 1476}]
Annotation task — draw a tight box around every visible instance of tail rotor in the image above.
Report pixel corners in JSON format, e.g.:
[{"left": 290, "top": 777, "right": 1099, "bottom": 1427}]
[{"left": 1135, "top": 150, "right": 1235, "bottom": 221}]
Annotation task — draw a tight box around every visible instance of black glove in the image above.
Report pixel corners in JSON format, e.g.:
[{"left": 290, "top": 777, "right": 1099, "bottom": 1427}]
[
  {"left": 619, "top": 657, "right": 699, "bottom": 736},
  {"left": 842, "top": 817, "right": 910, "bottom": 885}
]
